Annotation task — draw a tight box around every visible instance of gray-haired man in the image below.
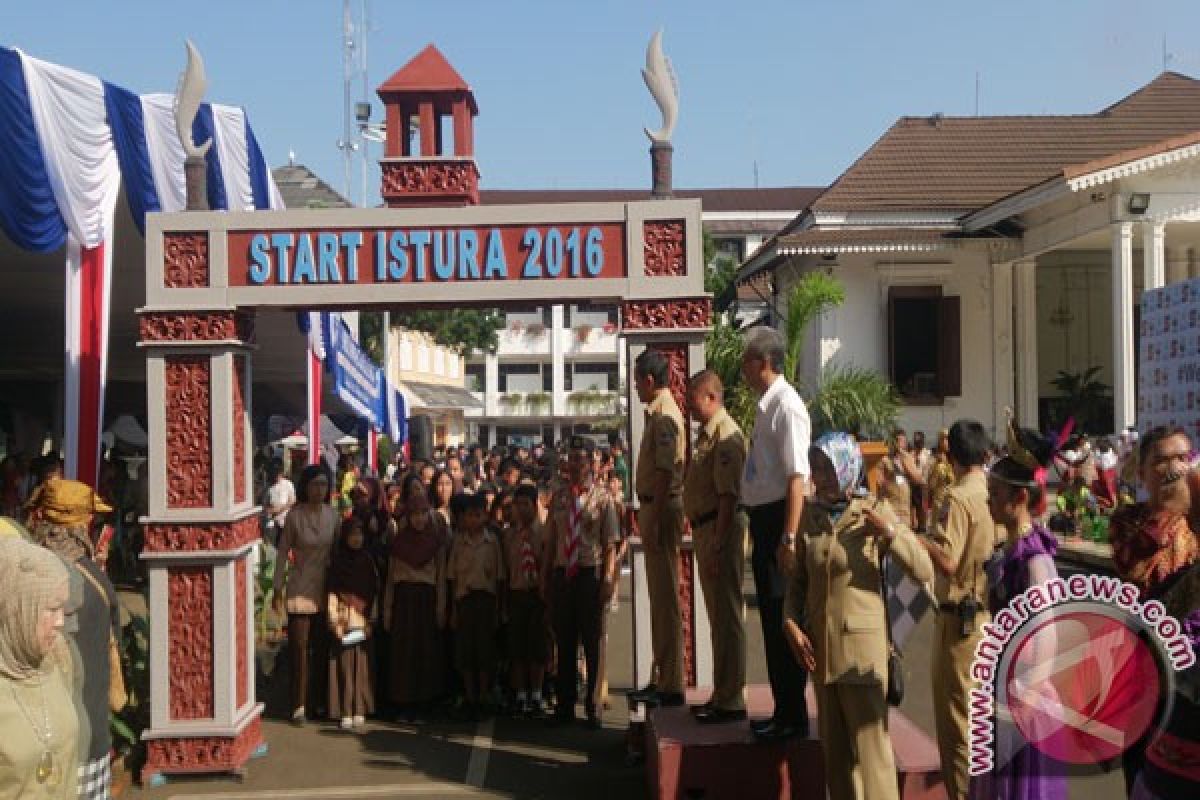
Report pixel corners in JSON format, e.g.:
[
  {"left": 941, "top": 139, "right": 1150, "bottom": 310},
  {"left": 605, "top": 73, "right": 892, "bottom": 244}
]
[{"left": 740, "top": 327, "right": 811, "bottom": 741}]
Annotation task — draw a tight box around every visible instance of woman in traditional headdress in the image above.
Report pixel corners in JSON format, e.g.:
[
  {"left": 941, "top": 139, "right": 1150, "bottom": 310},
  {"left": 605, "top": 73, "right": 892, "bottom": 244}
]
[
  {"left": 969, "top": 420, "right": 1066, "bottom": 800},
  {"left": 0, "top": 536, "right": 78, "bottom": 799}
]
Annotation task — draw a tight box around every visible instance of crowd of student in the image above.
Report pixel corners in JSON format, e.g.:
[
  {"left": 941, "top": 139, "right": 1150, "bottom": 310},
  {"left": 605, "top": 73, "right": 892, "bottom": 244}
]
[{"left": 263, "top": 434, "right": 632, "bottom": 732}]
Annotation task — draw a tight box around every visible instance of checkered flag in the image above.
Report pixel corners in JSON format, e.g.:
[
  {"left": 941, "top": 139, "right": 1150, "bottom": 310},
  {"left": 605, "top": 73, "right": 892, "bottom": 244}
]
[{"left": 883, "top": 553, "right": 934, "bottom": 649}]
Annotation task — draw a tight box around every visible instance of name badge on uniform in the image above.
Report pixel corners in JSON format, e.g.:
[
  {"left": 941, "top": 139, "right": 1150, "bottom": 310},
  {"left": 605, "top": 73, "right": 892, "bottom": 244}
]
[{"left": 895, "top": 475, "right": 906, "bottom": 486}]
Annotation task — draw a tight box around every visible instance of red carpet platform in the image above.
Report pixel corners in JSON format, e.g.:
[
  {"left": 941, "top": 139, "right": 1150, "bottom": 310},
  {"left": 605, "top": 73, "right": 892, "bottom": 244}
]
[{"left": 644, "top": 685, "right": 945, "bottom": 800}]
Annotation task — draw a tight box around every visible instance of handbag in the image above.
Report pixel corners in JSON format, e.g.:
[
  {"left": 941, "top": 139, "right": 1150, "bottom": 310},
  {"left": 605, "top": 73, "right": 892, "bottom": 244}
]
[{"left": 878, "top": 551, "right": 904, "bottom": 706}]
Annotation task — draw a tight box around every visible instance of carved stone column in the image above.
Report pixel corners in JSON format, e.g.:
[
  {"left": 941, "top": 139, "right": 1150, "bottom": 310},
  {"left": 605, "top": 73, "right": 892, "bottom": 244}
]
[
  {"left": 623, "top": 296, "right": 712, "bottom": 690},
  {"left": 138, "top": 235, "right": 262, "bottom": 785}
]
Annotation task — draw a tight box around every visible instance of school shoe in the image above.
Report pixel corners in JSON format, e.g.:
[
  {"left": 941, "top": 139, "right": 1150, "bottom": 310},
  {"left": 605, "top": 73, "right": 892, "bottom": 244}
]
[
  {"left": 339, "top": 716, "right": 354, "bottom": 731},
  {"left": 353, "top": 715, "right": 366, "bottom": 729},
  {"left": 656, "top": 692, "right": 685, "bottom": 708},
  {"left": 290, "top": 707, "right": 306, "bottom": 726},
  {"left": 586, "top": 711, "right": 603, "bottom": 730}
]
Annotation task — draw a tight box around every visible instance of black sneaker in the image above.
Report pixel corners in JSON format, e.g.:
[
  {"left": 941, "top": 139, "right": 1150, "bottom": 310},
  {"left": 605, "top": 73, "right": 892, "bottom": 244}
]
[{"left": 628, "top": 683, "right": 658, "bottom": 703}]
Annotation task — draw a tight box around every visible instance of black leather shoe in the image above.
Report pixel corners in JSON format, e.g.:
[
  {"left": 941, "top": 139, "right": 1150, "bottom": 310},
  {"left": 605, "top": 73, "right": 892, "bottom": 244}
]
[
  {"left": 657, "top": 692, "right": 685, "bottom": 708},
  {"left": 749, "top": 716, "right": 778, "bottom": 735},
  {"left": 689, "top": 702, "right": 713, "bottom": 716},
  {"left": 694, "top": 706, "right": 748, "bottom": 724},
  {"left": 628, "top": 683, "right": 658, "bottom": 703},
  {"left": 753, "top": 720, "right": 800, "bottom": 742}
]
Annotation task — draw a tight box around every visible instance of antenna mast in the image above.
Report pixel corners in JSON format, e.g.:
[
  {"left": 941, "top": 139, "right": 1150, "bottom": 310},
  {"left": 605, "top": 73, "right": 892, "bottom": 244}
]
[
  {"left": 338, "top": 0, "right": 358, "bottom": 202},
  {"left": 360, "top": 0, "right": 370, "bottom": 208}
]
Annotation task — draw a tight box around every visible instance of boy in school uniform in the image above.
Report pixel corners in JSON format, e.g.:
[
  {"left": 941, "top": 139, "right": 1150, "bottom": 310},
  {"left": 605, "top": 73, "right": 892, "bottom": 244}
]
[
  {"left": 505, "top": 483, "right": 550, "bottom": 716},
  {"left": 447, "top": 491, "right": 505, "bottom": 718}
]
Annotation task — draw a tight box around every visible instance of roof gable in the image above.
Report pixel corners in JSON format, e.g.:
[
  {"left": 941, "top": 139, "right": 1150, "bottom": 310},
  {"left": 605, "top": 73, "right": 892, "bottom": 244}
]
[
  {"left": 378, "top": 44, "right": 470, "bottom": 94},
  {"left": 813, "top": 71, "right": 1200, "bottom": 215}
]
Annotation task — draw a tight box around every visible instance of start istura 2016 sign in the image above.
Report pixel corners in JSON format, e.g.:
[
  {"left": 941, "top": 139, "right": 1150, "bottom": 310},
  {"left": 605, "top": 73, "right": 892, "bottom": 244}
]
[{"left": 227, "top": 222, "right": 627, "bottom": 287}]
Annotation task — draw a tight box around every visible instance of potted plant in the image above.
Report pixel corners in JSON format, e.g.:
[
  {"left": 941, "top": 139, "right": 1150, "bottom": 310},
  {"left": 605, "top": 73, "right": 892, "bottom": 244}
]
[
  {"left": 574, "top": 323, "right": 593, "bottom": 343},
  {"left": 499, "top": 392, "right": 524, "bottom": 411},
  {"left": 526, "top": 391, "right": 551, "bottom": 414},
  {"left": 508, "top": 319, "right": 524, "bottom": 333},
  {"left": 526, "top": 322, "right": 547, "bottom": 337},
  {"left": 1049, "top": 367, "right": 1111, "bottom": 433},
  {"left": 602, "top": 321, "right": 617, "bottom": 335}
]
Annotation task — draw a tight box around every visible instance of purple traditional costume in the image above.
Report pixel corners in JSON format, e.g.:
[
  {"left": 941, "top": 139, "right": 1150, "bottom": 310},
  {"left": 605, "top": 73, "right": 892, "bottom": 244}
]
[{"left": 968, "top": 524, "right": 1067, "bottom": 800}]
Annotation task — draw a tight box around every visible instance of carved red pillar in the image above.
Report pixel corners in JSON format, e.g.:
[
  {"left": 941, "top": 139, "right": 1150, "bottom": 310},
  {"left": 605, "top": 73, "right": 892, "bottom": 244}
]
[
  {"left": 624, "top": 209, "right": 713, "bottom": 691},
  {"left": 138, "top": 231, "right": 262, "bottom": 785}
]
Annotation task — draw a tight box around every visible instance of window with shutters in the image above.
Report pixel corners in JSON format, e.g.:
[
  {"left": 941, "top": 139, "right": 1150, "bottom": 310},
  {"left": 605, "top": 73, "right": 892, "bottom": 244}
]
[{"left": 887, "top": 286, "right": 961, "bottom": 404}]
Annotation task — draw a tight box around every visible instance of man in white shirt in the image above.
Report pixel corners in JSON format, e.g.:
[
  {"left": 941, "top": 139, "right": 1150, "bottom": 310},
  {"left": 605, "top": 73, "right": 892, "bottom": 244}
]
[{"left": 740, "top": 326, "right": 812, "bottom": 742}]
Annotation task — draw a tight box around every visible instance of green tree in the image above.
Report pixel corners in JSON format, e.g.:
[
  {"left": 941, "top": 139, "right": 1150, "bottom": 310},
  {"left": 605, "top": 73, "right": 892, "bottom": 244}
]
[
  {"left": 783, "top": 271, "right": 844, "bottom": 383},
  {"left": 704, "top": 230, "right": 739, "bottom": 310},
  {"left": 391, "top": 309, "right": 505, "bottom": 355}
]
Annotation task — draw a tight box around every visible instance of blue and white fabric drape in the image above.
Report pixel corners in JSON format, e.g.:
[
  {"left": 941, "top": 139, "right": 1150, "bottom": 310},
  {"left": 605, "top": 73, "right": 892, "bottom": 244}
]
[{"left": 0, "top": 44, "right": 283, "bottom": 486}]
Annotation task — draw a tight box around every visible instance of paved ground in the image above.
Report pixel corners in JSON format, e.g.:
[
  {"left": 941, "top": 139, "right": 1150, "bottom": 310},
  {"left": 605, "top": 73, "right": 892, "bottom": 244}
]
[{"left": 130, "top": 566, "right": 1128, "bottom": 800}]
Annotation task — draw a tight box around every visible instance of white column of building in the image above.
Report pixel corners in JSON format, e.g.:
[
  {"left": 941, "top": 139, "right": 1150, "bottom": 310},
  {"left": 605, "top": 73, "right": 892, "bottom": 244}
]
[
  {"left": 1167, "top": 245, "right": 1190, "bottom": 285},
  {"left": 484, "top": 352, "right": 500, "bottom": 437},
  {"left": 992, "top": 260, "right": 1016, "bottom": 435},
  {"left": 551, "top": 304, "right": 566, "bottom": 423},
  {"left": 1013, "top": 259, "right": 1039, "bottom": 427},
  {"left": 1143, "top": 221, "right": 1166, "bottom": 291},
  {"left": 1112, "top": 221, "right": 1136, "bottom": 431}
]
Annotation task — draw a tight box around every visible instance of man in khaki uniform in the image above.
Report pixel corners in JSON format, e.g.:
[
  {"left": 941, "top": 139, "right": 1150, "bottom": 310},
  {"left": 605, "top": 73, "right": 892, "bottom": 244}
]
[
  {"left": 630, "top": 349, "right": 687, "bottom": 706},
  {"left": 683, "top": 370, "right": 748, "bottom": 723},
  {"left": 919, "top": 419, "right": 995, "bottom": 800},
  {"left": 543, "top": 436, "right": 621, "bottom": 727}
]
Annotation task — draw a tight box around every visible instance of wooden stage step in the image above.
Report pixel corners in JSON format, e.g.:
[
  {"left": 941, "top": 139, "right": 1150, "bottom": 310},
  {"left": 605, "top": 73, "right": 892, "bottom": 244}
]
[{"left": 643, "top": 685, "right": 945, "bottom": 800}]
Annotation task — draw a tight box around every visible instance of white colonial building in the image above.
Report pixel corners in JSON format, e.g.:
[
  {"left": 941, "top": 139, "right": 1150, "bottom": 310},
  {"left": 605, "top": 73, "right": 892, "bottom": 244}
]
[
  {"left": 469, "top": 187, "right": 820, "bottom": 447},
  {"left": 739, "top": 71, "right": 1200, "bottom": 438}
]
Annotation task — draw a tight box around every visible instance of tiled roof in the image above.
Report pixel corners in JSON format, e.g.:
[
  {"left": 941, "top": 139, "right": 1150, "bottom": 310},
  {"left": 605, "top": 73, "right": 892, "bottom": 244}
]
[
  {"left": 479, "top": 186, "right": 823, "bottom": 213},
  {"left": 272, "top": 164, "right": 352, "bottom": 209},
  {"left": 813, "top": 72, "right": 1200, "bottom": 214}
]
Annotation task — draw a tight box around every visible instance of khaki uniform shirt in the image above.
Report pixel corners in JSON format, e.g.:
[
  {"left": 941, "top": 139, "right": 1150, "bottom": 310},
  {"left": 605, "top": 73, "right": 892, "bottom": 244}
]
[
  {"left": 785, "top": 496, "right": 933, "bottom": 685},
  {"left": 683, "top": 407, "right": 747, "bottom": 549},
  {"left": 447, "top": 529, "right": 504, "bottom": 599},
  {"left": 505, "top": 521, "right": 546, "bottom": 590},
  {"left": 547, "top": 480, "right": 621, "bottom": 569},
  {"left": 929, "top": 470, "right": 995, "bottom": 604},
  {"left": 636, "top": 389, "right": 686, "bottom": 501}
]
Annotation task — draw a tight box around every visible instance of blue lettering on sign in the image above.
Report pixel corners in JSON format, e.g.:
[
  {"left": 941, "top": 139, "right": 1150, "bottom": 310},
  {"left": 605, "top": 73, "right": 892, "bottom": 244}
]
[
  {"left": 270, "top": 233, "right": 294, "bottom": 284},
  {"left": 433, "top": 231, "right": 455, "bottom": 281},
  {"left": 389, "top": 231, "right": 409, "bottom": 279},
  {"left": 459, "top": 230, "right": 480, "bottom": 279},
  {"left": 248, "top": 226, "right": 609, "bottom": 284},
  {"left": 341, "top": 232, "right": 362, "bottom": 281},
  {"left": 293, "top": 234, "right": 317, "bottom": 283},
  {"left": 410, "top": 231, "right": 431, "bottom": 280},
  {"left": 248, "top": 234, "right": 271, "bottom": 284},
  {"left": 317, "top": 233, "right": 341, "bottom": 282},
  {"left": 484, "top": 229, "right": 507, "bottom": 278}
]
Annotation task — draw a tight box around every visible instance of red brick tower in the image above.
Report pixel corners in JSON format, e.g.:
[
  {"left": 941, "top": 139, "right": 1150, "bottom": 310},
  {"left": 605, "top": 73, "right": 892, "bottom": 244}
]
[{"left": 377, "top": 44, "right": 480, "bottom": 207}]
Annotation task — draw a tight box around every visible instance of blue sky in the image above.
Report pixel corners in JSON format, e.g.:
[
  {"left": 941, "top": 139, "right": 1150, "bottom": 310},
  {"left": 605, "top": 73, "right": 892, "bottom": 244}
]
[{"left": 5, "top": 1, "right": 1200, "bottom": 204}]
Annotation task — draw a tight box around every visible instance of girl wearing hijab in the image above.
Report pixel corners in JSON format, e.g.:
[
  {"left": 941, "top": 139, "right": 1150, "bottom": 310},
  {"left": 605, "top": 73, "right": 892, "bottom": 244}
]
[
  {"left": 276, "top": 464, "right": 339, "bottom": 725},
  {"left": 0, "top": 536, "right": 78, "bottom": 799},
  {"left": 783, "top": 433, "right": 933, "bottom": 800},
  {"left": 327, "top": 517, "right": 379, "bottom": 731},
  {"left": 970, "top": 421, "right": 1066, "bottom": 800},
  {"left": 383, "top": 474, "right": 449, "bottom": 721}
]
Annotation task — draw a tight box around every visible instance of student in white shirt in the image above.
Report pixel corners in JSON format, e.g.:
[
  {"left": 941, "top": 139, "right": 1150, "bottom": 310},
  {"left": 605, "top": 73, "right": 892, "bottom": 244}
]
[{"left": 739, "top": 326, "right": 812, "bottom": 742}]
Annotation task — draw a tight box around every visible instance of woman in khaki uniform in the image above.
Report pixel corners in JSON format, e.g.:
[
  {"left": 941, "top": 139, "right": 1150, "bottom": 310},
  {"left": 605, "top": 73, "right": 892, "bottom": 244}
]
[{"left": 784, "top": 433, "right": 933, "bottom": 800}]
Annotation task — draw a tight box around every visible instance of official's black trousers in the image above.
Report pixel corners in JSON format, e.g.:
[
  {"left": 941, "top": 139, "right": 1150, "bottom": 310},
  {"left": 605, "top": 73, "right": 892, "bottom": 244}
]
[
  {"left": 748, "top": 498, "right": 809, "bottom": 728},
  {"left": 552, "top": 566, "right": 602, "bottom": 716}
]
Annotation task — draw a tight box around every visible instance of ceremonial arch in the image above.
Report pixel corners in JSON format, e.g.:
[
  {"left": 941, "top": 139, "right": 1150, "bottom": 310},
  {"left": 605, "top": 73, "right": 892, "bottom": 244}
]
[{"left": 135, "top": 198, "right": 711, "bottom": 780}]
